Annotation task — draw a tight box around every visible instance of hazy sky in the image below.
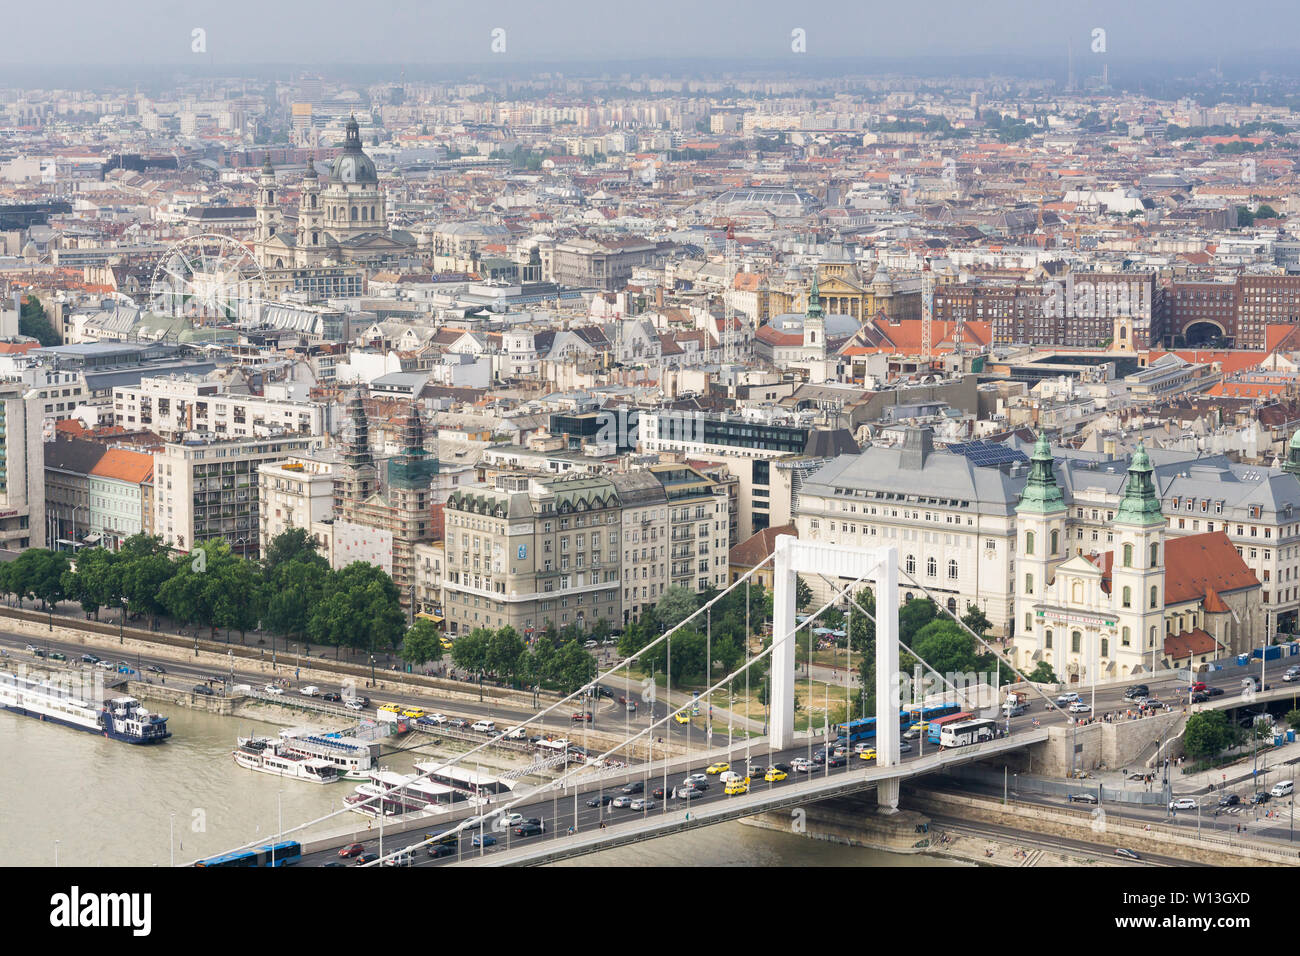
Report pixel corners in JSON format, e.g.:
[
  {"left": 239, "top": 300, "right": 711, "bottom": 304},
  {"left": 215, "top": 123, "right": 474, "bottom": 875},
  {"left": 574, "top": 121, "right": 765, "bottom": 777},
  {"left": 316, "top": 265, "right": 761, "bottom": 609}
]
[{"left": 7, "top": 0, "right": 1297, "bottom": 68}]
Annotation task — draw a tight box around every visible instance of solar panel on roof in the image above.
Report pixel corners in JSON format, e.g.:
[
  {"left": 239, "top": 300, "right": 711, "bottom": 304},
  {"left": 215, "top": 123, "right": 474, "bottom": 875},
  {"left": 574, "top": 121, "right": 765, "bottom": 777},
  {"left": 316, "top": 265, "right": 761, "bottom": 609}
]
[{"left": 948, "top": 441, "right": 1030, "bottom": 469}]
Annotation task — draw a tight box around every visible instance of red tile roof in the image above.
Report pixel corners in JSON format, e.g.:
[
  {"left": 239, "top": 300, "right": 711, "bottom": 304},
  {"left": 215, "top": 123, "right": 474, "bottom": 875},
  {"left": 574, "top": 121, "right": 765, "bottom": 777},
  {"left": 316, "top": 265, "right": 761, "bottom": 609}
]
[
  {"left": 1163, "top": 628, "right": 1219, "bottom": 660},
  {"left": 729, "top": 524, "right": 797, "bottom": 569},
  {"left": 89, "top": 447, "right": 153, "bottom": 485},
  {"left": 1164, "top": 531, "right": 1260, "bottom": 606}
]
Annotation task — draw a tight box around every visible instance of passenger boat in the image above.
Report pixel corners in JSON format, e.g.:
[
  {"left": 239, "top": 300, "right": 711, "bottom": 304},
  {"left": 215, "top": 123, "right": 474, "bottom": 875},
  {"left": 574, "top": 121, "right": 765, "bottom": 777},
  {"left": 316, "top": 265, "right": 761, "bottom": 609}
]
[
  {"left": 277, "top": 727, "right": 378, "bottom": 780},
  {"left": 0, "top": 671, "right": 170, "bottom": 744},
  {"left": 343, "top": 769, "right": 480, "bottom": 818},
  {"left": 233, "top": 735, "right": 339, "bottom": 783}
]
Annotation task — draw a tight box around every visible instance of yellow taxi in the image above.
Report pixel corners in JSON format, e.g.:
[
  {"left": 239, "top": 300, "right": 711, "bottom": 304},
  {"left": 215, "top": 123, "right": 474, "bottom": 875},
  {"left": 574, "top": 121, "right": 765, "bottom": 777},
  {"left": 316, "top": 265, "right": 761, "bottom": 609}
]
[
  {"left": 858, "top": 748, "right": 877, "bottom": 761},
  {"left": 402, "top": 708, "right": 426, "bottom": 719},
  {"left": 705, "top": 761, "right": 730, "bottom": 775},
  {"left": 724, "top": 778, "right": 750, "bottom": 796},
  {"left": 673, "top": 711, "right": 691, "bottom": 725},
  {"left": 440, "top": 638, "right": 454, "bottom": 650},
  {"left": 378, "top": 703, "right": 401, "bottom": 714},
  {"left": 764, "top": 767, "right": 788, "bottom": 782}
]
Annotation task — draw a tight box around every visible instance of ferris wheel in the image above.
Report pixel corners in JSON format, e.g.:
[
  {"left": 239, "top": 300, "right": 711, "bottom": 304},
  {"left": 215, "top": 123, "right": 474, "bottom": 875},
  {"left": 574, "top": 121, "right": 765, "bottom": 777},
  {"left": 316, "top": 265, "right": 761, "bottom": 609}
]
[{"left": 149, "top": 234, "right": 265, "bottom": 324}]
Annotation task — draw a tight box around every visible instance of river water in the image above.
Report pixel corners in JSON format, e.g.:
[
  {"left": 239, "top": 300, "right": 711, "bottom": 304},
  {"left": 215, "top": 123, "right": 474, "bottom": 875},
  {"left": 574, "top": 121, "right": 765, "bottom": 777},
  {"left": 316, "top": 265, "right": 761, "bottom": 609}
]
[{"left": 0, "top": 705, "right": 957, "bottom": 867}]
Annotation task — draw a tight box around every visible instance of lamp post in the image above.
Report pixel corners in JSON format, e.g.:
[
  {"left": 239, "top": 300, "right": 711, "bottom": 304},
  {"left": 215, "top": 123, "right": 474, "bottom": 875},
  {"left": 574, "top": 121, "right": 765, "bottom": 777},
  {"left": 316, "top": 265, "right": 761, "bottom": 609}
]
[
  {"left": 370, "top": 655, "right": 375, "bottom": 688},
  {"left": 119, "top": 597, "right": 128, "bottom": 644}
]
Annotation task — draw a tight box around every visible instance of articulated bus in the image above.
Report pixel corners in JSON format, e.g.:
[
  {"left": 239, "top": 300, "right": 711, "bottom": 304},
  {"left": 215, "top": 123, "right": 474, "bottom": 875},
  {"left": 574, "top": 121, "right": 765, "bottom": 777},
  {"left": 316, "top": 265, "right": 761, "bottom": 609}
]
[
  {"left": 837, "top": 703, "right": 966, "bottom": 746},
  {"left": 905, "top": 703, "right": 964, "bottom": 726},
  {"left": 195, "top": 840, "right": 302, "bottom": 867},
  {"left": 926, "top": 711, "right": 974, "bottom": 745}
]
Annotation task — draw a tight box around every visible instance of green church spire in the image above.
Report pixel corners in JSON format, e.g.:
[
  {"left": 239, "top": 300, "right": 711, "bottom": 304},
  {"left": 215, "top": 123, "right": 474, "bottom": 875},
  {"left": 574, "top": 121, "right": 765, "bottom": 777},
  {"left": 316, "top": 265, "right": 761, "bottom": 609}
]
[
  {"left": 1016, "top": 432, "right": 1065, "bottom": 514},
  {"left": 1115, "top": 442, "right": 1164, "bottom": 527},
  {"left": 806, "top": 272, "right": 823, "bottom": 320}
]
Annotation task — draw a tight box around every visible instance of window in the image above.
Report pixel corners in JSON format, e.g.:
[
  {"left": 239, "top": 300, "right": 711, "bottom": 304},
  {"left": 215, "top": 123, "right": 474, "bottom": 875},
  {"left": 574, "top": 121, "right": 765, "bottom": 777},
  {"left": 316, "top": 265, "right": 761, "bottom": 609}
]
[
  {"left": 1025, "top": 573, "right": 1034, "bottom": 595},
  {"left": 1071, "top": 631, "right": 1081, "bottom": 654},
  {"left": 947, "top": 559, "right": 958, "bottom": 580},
  {"left": 927, "top": 557, "right": 937, "bottom": 578},
  {"left": 1050, "top": 530, "right": 1059, "bottom": 554},
  {"left": 1025, "top": 612, "right": 1033, "bottom": 631},
  {"left": 1101, "top": 638, "right": 1109, "bottom": 658},
  {"left": 1122, "top": 626, "right": 1131, "bottom": 647},
  {"left": 1123, "top": 543, "right": 1133, "bottom": 567},
  {"left": 1025, "top": 531, "right": 1035, "bottom": 555},
  {"left": 1149, "top": 542, "right": 1158, "bottom": 567},
  {"left": 905, "top": 554, "right": 915, "bottom": 575},
  {"left": 1150, "top": 585, "right": 1158, "bottom": 609},
  {"left": 1122, "top": 585, "right": 1131, "bottom": 608},
  {"left": 1045, "top": 629, "right": 1053, "bottom": 650}
]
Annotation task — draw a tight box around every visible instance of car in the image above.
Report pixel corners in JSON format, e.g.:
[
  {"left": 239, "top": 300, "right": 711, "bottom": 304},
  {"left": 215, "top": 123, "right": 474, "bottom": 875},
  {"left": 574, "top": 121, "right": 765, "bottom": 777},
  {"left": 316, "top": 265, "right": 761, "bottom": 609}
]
[
  {"left": 145, "top": 664, "right": 166, "bottom": 674},
  {"left": 300, "top": 686, "right": 321, "bottom": 697},
  {"left": 1218, "top": 793, "right": 1241, "bottom": 807},
  {"left": 571, "top": 712, "right": 592, "bottom": 723},
  {"left": 625, "top": 702, "right": 638, "bottom": 713},
  {"left": 705, "top": 762, "right": 730, "bottom": 775},
  {"left": 1123, "top": 684, "right": 1149, "bottom": 700},
  {"left": 724, "top": 779, "right": 749, "bottom": 796},
  {"left": 513, "top": 822, "right": 544, "bottom": 837},
  {"left": 675, "top": 785, "right": 704, "bottom": 800},
  {"left": 95, "top": 660, "right": 114, "bottom": 670},
  {"left": 192, "top": 684, "right": 215, "bottom": 696},
  {"left": 1250, "top": 791, "right": 1271, "bottom": 805},
  {"left": 584, "top": 640, "right": 598, "bottom": 649},
  {"left": 1067, "top": 792, "right": 1098, "bottom": 804},
  {"left": 81, "top": 653, "right": 100, "bottom": 664},
  {"left": 470, "top": 720, "right": 495, "bottom": 733},
  {"left": 827, "top": 754, "right": 847, "bottom": 768},
  {"left": 718, "top": 771, "right": 749, "bottom": 786},
  {"left": 49, "top": 652, "right": 66, "bottom": 662},
  {"left": 344, "top": 698, "right": 365, "bottom": 711},
  {"left": 31, "top": 648, "right": 45, "bottom": 658},
  {"left": 322, "top": 861, "right": 347, "bottom": 867},
  {"left": 1068, "top": 701, "right": 1091, "bottom": 714},
  {"left": 1055, "top": 692, "right": 1079, "bottom": 706},
  {"left": 629, "top": 798, "right": 655, "bottom": 811},
  {"left": 898, "top": 741, "right": 913, "bottom": 753},
  {"left": 681, "top": 773, "right": 708, "bottom": 787},
  {"left": 770, "top": 762, "right": 791, "bottom": 774},
  {"left": 427, "top": 843, "right": 457, "bottom": 858},
  {"left": 320, "top": 692, "right": 341, "bottom": 703},
  {"left": 401, "top": 708, "right": 425, "bottom": 719},
  {"left": 470, "top": 834, "right": 497, "bottom": 848},
  {"left": 652, "top": 785, "right": 670, "bottom": 799},
  {"left": 611, "top": 795, "right": 634, "bottom": 809},
  {"left": 587, "top": 793, "right": 618, "bottom": 808},
  {"left": 1140, "top": 698, "right": 1163, "bottom": 710},
  {"left": 447, "top": 717, "right": 471, "bottom": 729},
  {"left": 24, "top": 644, "right": 37, "bottom": 653},
  {"left": 673, "top": 711, "right": 691, "bottom": 724},
  {"left": 746, "top": 761, "right": 768, "bottom": 777},
  {"left": 1272, "top": 780, "right": 1295, "bottom": 797},
  {"left": 858, "top": 748, "right": 878, "bottom": 761},
  {"left": 1205, "top": 686, "right": 1225, "bottom": 697},
  {"left": 1283, "top": 667, "right": 1300, "bottom": 683},
  {"left": 420, "top": 713, "right": 446, "bottom": 725},
  {"left": 1188, "top": 681, "right": 1207, "bottom": 693},
  {"left": 501, "top": 813, "right": 525, "bottom": 827},
  {"left": 1169, "top": 797, "right": 1198, "bottom": 811},
  {"left": 503, "top": 726, "right": 527, "bottom": 739},
  {"left": 355, "top": 852, "right": 379, "bottom": 865},
  {"left": 338, "top": 843, "right": 366, "bottom": 858},
  {"left": 264, "top": 684, "right": 284, "bottom": 695},
  {"left": 791, "top": 757, "right": 813, "bottom": 773},
  {"left": 764, "top": 767, "right": 788, "bottom": 782},
  {"left": 1113, "top": 848, "right": 1141, "bottom": 861},
  {"left": 1191, "top": 692, "right": 1208, "bottom": 704},
  {"left": 903, "top": 725, "right": 925, "bottom": 740},
  {"left": 621, "top": 780, "right": 644, "bottom": 794}
]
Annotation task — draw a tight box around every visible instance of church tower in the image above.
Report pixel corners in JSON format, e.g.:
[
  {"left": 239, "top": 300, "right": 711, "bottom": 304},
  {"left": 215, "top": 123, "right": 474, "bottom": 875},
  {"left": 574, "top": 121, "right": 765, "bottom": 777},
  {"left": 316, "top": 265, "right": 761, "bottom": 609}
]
[
  {"left": 1014, "top": 432, "right": 1068, "bottom": 662},
  {"left": 1111, "top": 443, "right": 1166, "bottom": 676},
  {"left": 334, "top": 389, "right": 378, "bottom": 517},
  {"left": 803, "top": 272, "right": 826, "bottom": 360},
  {"left": 1283, "top": 428, "right": 1300, "bottom": 477},
  {"left": 254, "top": 154, "right": 282, "bottom": 267},
  {"left": 321, "top": 116, "right": 385, "bottom": 243},
  {"left": 295, "top": 161, "right": 325, "bottom": 267}
]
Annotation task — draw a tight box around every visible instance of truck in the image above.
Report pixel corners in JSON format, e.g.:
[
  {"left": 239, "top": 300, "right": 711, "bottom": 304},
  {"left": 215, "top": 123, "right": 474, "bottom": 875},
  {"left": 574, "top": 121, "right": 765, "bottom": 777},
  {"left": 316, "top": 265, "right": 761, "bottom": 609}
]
[{"left": 1001, "top": 690, "right": 1030, "bottom": 716}]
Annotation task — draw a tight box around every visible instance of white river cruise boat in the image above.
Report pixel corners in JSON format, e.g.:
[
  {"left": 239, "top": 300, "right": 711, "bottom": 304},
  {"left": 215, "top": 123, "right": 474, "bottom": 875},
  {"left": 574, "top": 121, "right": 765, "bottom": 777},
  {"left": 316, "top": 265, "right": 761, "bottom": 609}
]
[
  {"left": 277, "top": 728, "right": 378, "bottom": 780},
  {"left": 344, "top": 769, "right": 482, "bottom": 819},
  {"left": 0, "top": 671, "right": 170, "bottom": 744},
  {"left": 233, "top": 735, "right": 340, "bottom": 783}
]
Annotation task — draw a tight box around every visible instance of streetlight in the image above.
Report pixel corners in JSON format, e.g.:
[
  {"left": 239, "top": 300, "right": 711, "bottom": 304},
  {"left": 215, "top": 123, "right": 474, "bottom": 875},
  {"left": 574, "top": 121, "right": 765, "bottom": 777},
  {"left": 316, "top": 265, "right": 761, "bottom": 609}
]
[
  {"left": 369, "top": 655, "right": 375, "bottom": 688},
  {"left": 119, "top": 597, "right": 128, "bottom": 644}
]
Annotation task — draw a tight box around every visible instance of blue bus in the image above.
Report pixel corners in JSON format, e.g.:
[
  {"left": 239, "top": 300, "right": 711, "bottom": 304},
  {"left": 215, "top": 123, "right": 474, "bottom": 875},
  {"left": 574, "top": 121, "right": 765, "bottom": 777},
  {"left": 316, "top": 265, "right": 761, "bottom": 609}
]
[
  {"left": 195, "top": 840, "right": 302, "bottom": 868},
  {"left": 906, "top": 703, "right": 963, "bottom": 726}
]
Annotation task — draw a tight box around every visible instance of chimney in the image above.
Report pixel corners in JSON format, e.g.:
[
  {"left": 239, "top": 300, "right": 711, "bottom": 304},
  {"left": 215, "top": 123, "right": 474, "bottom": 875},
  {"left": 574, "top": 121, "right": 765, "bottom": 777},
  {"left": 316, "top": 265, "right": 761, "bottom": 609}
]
[{"left": 899, "top": 426, "right": 934, "bottom": 470}]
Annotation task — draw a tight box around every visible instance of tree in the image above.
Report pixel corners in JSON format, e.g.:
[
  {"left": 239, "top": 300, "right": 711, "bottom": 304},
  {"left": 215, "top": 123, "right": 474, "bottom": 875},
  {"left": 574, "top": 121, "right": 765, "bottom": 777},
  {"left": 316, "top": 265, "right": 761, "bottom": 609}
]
[
  {"left": 11, "top": 549, "right": 70, "bottom": 610},
  {"left": 307, "top": 561, "right": 404, "bottom": 657},
  {"left": 212, "top": 557, "right": 264, "bottom": 643},
  {"left": 847, "top": 587, "right": 875, "bottom": 653},
  {"left": 263, "top": 527, "right": 326, "bottom": 573},
  {"left": 401, "top": 617, "right": 444, "bottom": 668},
  {"left": 552, "top": 639, "right": 597, "bottom": 695},
  {"left": 1257, "top": 204, "right": 1280, "bottom": 220},
  {"left": 62, "top": 546, "right": 120, "bottom": 618},
  {"left": 264, "top": 558, "right": 327, "bottom": 644},
  {"left": 655, "top": 585, "right": 697, "bottom": 631},
  {"left": 19, "top": 295, "right": 59, "bottom": 347},
  {"left": 450, "top": 628, "right": 490, "bottom": 675},
  {"left": 1025, "top": 661, "right": 1058, "bottom": 684},
  {"left": 795, "top": 576, "right": 813, "bottom": 611},
  {"left": 1184, "top": 711, "right": 1234, "bottom": 760},
  {"left": 911, "top": 620, "right": 980, "bottom": 677},
  {"left": 158, "top": 541, "right": 235, "bottom": 638},
  {"left": 486, "top": 626, "right": 526, "bottom": 685},
  {"left": 117, "top": 548, "right": 173, "bottom": 626},
  {"left": 960, "top": 603, "right": 992, "bottom": 640},
  {"left": 1285, "top": 708, "right": 1300, "bottom": 732},
  {"left": 899, "top": 598, "right": 937, "bottom": 644}
]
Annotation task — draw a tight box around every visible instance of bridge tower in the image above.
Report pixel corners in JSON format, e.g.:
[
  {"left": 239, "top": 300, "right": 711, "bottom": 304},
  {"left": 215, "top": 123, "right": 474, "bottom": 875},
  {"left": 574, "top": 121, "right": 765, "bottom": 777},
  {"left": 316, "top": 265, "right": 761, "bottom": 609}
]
[{"left": 770, "top": 536, "right": 901, "bottom": 811}]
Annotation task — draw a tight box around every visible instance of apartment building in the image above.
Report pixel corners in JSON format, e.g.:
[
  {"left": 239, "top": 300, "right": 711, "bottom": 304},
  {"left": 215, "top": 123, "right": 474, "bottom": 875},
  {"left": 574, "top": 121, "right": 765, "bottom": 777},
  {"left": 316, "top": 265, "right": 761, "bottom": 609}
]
[
  {"left": 153, "top": 434, "right": 325, "bottom": 557},
  {"left": 87, "top": 447, "right": 153, "bottom": 551},
  {"left": 256, "top": 454, "right": 336, "bottom": 556},
  {"left": 113, "top": 377, "right": 327, "bottom": 441}
]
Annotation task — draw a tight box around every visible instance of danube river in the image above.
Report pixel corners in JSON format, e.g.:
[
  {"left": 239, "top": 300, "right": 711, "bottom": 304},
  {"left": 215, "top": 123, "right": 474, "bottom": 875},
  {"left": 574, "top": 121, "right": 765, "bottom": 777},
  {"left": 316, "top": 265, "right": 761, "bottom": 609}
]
[{"left": 0, "top": 705, "right": 957, "bottom": 867}]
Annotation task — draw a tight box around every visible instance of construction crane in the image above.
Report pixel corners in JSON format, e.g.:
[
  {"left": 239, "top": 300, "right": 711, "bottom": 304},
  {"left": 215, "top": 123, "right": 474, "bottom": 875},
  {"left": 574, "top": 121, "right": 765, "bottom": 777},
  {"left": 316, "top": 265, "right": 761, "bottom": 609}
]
[{"left": 920, "top": 258, "right": 934, "bottom": 363}]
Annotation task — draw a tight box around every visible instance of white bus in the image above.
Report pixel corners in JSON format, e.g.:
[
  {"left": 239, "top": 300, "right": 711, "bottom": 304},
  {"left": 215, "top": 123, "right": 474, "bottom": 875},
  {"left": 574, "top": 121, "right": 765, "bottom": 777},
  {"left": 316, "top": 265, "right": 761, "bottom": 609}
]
[{"left": 939, "top": 718, "right": 997, "bottom": 748}]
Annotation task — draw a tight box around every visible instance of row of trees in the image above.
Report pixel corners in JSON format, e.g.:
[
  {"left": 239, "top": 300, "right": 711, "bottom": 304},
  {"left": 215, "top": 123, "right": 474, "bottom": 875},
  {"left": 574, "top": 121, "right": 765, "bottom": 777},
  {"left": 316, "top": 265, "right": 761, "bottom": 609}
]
[
  {"left": 5, "top": 529, "right": 408, "bottom": 659},
  {"left": 440, "top": 624, "right": 599, "bottom": 696}
]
